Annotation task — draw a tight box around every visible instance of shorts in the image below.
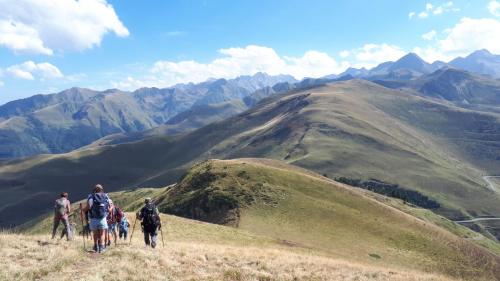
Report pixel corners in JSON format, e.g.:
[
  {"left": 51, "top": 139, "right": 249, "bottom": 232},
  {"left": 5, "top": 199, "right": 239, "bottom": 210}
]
[
  {"left": 108, "top": 223, "right": 116, "bottom": 231},
  {"left": 89, "top": 217, "right": 108, "bottom": 231}
]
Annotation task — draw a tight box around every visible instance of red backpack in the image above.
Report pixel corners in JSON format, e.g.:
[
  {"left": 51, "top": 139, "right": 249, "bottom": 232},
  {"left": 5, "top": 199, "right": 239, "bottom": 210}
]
[{"left": 114, "top": 207, "right": 124, "bottom": 222}]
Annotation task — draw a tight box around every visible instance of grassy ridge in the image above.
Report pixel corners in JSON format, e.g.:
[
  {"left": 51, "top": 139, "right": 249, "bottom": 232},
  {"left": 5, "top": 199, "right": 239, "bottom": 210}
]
[
  {"left": 2, "top": 214, "right": 459, "bottom": 281},
  {"left": 21, "top": 158, "right": 500, "bottom": 280}
]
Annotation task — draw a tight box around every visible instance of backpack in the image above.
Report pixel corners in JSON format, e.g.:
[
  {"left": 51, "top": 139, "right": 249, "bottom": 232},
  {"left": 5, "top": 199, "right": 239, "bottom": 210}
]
[
  {"left": 119, "top": 217, "right": 128, "bottom": 232},
  {"left": 142, "top": 204, "right": 160, "bottom": 227},
  {"left": 114, "top": 207, "right": 124, "bottom": 222},
  {"left": 89, "top": 193, "right": 109, "bottom": 219},
  {"left": 108, "top": 206, "right": 123, "bottom": 223},
  {"left": 54, "top": 198, "right": 67, "bottom": 217}
]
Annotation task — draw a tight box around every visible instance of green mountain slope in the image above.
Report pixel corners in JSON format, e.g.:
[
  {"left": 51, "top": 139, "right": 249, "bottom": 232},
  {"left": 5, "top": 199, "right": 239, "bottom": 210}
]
[
  {"left": 0, "top": 73, "right": 295, "bottom": 158},
  {"left": 1, "top": 80, "right": 499, "bottom": 232},
  {"left": 22, "top": 159, "right": 500, "bottom": 280},
  {"left": 83, "top": 99, "right": 247, "bottom": 147}
]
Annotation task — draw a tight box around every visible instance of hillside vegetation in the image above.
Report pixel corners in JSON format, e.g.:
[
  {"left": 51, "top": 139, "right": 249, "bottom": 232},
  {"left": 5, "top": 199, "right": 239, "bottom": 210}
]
[
  {"left": 0, "top": 73, "right": 295, "bottom": 158},
  {"left": 1, "top": 80, "right": 499, "bottom": 234},
  {"left": 22, "top": 159, "right": 500, "bottom": 281}
]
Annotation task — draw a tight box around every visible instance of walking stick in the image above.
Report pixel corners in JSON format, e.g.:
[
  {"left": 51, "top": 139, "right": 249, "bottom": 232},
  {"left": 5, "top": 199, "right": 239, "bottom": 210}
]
[
  {"left": 79, "top": 203, "right": 86, "bottom": 250},
  {"left": 129, "top": 216, "right": 138, "bottom": 246},
  {"left": 159, "top": 221, "right": 165, "bottom": 248}
]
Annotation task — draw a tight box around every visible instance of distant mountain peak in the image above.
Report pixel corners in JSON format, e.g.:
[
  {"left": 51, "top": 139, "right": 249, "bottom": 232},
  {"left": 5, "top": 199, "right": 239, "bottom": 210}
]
[
  {"left": 449, "top": 49, "right": 500, "bottom": 78},
  {"left": 469, "top": 49, "right": 492, "bottom": 57},
  {"left": 382, "top": 52, "right": 432, "bottom": 75},
  {"left": 394, "top": 52, "right": 427, "bottom": 65}
]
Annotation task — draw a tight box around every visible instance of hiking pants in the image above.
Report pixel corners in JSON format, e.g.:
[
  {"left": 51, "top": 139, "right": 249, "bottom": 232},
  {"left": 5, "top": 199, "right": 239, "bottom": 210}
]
[
  {"left": 143, "top": 227, "right": 158, "bottom": 246},
  {"left": 119, "top": 229, "right": 128, "bottom": 240},
  {"left": 52, "top": 216, "right": 71, "bottom": 240}
]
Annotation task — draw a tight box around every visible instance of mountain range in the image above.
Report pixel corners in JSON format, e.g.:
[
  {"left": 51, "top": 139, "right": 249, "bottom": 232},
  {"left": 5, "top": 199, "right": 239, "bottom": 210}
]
[
  {"left": 2, "top": 50, "right": 500, "bottom": 160},
  {"left": 0, "top": 73, "right": 296, "bottom": 158},
  {"left": 0, "top": 50, "right": 499, "bottom": 242},
  {"left": 332, "top": 49, "right": 500, "bottom": 80},
  {"left": 1, "top": 76, "right": 499, "bottom": 235}
]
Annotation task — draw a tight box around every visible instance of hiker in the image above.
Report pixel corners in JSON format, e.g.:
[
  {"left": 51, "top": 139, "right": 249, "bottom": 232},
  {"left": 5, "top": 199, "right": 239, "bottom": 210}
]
[
  {"left": 118, "top": 215, "right": 130, "bottom": 240},
  {"left": 52, "top": 192, "right": 72, "bottom": 240},
  {"left": 61, "top": 222, "right": 76, "bottom": 240},
  {"left": 83, "top": 184, "right": 111, "bottom": 253},
  {"left": 136, "top": 198, "right": 161, "bottom": 248},
  {"left": 106, "top": 200, "right": 124, "bottom": 246}
]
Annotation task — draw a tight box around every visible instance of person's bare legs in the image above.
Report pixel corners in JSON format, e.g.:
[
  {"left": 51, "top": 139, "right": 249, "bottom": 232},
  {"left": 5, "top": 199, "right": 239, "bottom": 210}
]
[
  {"left": 92, "top": 230, "right": 99, "bottom": 251},
  {"left": 113, "top": 227, "right": 117, "bottom": 244},
  {"left": 105, "top": 229, "right": 109, "bottom": 246},
  {"left": 97, "top": 229, "right": 106, "bottom": 252}
]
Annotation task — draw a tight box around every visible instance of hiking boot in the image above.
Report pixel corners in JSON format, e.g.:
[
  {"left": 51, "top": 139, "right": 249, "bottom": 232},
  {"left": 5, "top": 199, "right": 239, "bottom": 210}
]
[
  {"left": 99, "top": 245, "right": 106, "bottom": 253},
  {"left": 93, "top": 245, "right": 98, "bottom": 252},
  {"left": 107, "top": 240, "right": 111, "bottom": 247},
  {"left": 151, "top": 241, "right": 156, "bottom": 248}
]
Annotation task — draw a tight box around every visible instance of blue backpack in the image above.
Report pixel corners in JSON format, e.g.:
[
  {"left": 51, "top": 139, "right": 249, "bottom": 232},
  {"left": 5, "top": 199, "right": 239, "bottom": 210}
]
[
  {"left": 89, "top": 193, "right": 109, "bottom": 219},
  {"left": 119, "top": 217, "right": 129, "bottom": 232}
]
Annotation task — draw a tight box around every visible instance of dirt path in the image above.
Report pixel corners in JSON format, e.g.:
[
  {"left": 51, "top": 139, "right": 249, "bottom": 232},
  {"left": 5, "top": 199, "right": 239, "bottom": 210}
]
[
  {"left": 454, "top": 217, "right": 500, "bottom": 223},
  {"left": 483, "top": 176, "right": 500, "bottom": 192}
]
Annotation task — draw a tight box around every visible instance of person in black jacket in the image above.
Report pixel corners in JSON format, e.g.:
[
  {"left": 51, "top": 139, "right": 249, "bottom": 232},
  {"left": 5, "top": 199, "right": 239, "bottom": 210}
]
[{"left": 136, "top": 198, "right": 161, "bottom": 248}]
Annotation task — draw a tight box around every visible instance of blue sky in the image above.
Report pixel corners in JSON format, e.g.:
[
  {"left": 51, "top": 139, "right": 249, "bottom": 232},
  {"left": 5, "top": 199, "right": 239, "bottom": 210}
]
[{"left": 0, "top": 0, "right": 499, "bottom": 104}]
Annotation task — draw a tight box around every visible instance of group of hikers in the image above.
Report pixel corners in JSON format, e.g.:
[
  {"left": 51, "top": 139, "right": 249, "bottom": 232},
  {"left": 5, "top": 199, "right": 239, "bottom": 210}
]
[{"left": 52, "top": 184, "right": 162, "bottom": 253}]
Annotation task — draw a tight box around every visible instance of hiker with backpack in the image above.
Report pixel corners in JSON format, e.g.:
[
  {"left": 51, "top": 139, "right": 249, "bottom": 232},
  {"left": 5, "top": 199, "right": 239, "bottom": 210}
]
[
  {"left": 82, "top": 184, "right": 112, "bottom": 253},
  {"left": 52, "top": 192, "right": 72, "bottom": 240},
  {"left": 119, "top": 215, "right": 130, "bottom": 240},
  {"left": 106, "top": 200, "right": 124, "bottom": 246},
  {"left": 136, "top": 198, "right": 162, "bottom": 248}
]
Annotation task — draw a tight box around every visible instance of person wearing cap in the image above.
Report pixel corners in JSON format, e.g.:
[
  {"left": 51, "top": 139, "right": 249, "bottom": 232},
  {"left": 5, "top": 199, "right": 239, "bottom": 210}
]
[
  {"left": 136, "top": 198, "right": 161, "bottom": 248},
  {"left": 83, "top": 184, "right": 111, "bottom": 253}
]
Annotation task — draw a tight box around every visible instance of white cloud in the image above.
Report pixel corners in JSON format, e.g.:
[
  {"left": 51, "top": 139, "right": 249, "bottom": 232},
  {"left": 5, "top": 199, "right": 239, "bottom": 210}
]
[
  {"left": 410, "top": 1, "right": 459, "bottom": 19},
  {"left": 0, "top": 0, "right": 129, "bottom": 55},
  {"left": 339, "top": 50, "right": 350, "bottom": 58},
  {"left": 6, "top": 61, "right": 63, "bottom": 80},
  {"left": 0, "top": 21, "right": 53, "bottom": 55},
  {"left": 438, "top": 17, "right": 500, "bottom": 56},
  {"left": 418, "top": 11, "right": 429, "bottom": 18},
  {"left": 342, "top": 43, "right": 406, "bottom": 69},
  {"left": 488, "top": 1, "right": 500, "bottom": 16},
  {"left": 111, "top": 76, "right": 148, "bottom": 90},
  {"left": 284, "top": 51, "right": 349, "bottom": 78},
  {"left": 112, "top": 44, "right": 413, "bottom": 90},
  {"left": 422, "top": 30, "right": 437, "bottom": 41},
  {"left": 414, "top": 17, "right": 500, "bottom": 62},
  {"left": 113, "top": 45, "right": 348, "bottom": 90}
]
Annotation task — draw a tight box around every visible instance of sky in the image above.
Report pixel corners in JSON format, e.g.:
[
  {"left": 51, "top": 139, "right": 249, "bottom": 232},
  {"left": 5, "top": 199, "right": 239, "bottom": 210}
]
[{"left": 0, "top": 0, "right": 499, "bottom": 104}]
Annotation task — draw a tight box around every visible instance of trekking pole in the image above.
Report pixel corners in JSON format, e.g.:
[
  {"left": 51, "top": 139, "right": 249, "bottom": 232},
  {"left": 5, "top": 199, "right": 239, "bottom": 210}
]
[
  {"left": 159, "top": 221, "right": 165, "bottom": 248},
  {"left": 79, "top": 203, "right": 86, "bottom": 251},
  {"left": 129, "top": 216, "right": 138, "bottom": 246}
]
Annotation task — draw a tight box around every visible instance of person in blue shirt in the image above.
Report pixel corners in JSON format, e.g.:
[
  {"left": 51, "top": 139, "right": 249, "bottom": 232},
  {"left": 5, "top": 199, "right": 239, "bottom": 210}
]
[{"left": 119, "top": 215, "right": 130, "bottom": 240}]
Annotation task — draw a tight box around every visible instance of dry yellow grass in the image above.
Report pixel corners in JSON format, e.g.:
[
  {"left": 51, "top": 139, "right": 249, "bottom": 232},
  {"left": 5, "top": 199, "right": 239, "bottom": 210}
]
[
  {"left": 1, "top": 214, "right": 460, "bottom": 281},
  {"left": 0, "top": 234, "right": 459, "bottom": 281}
]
